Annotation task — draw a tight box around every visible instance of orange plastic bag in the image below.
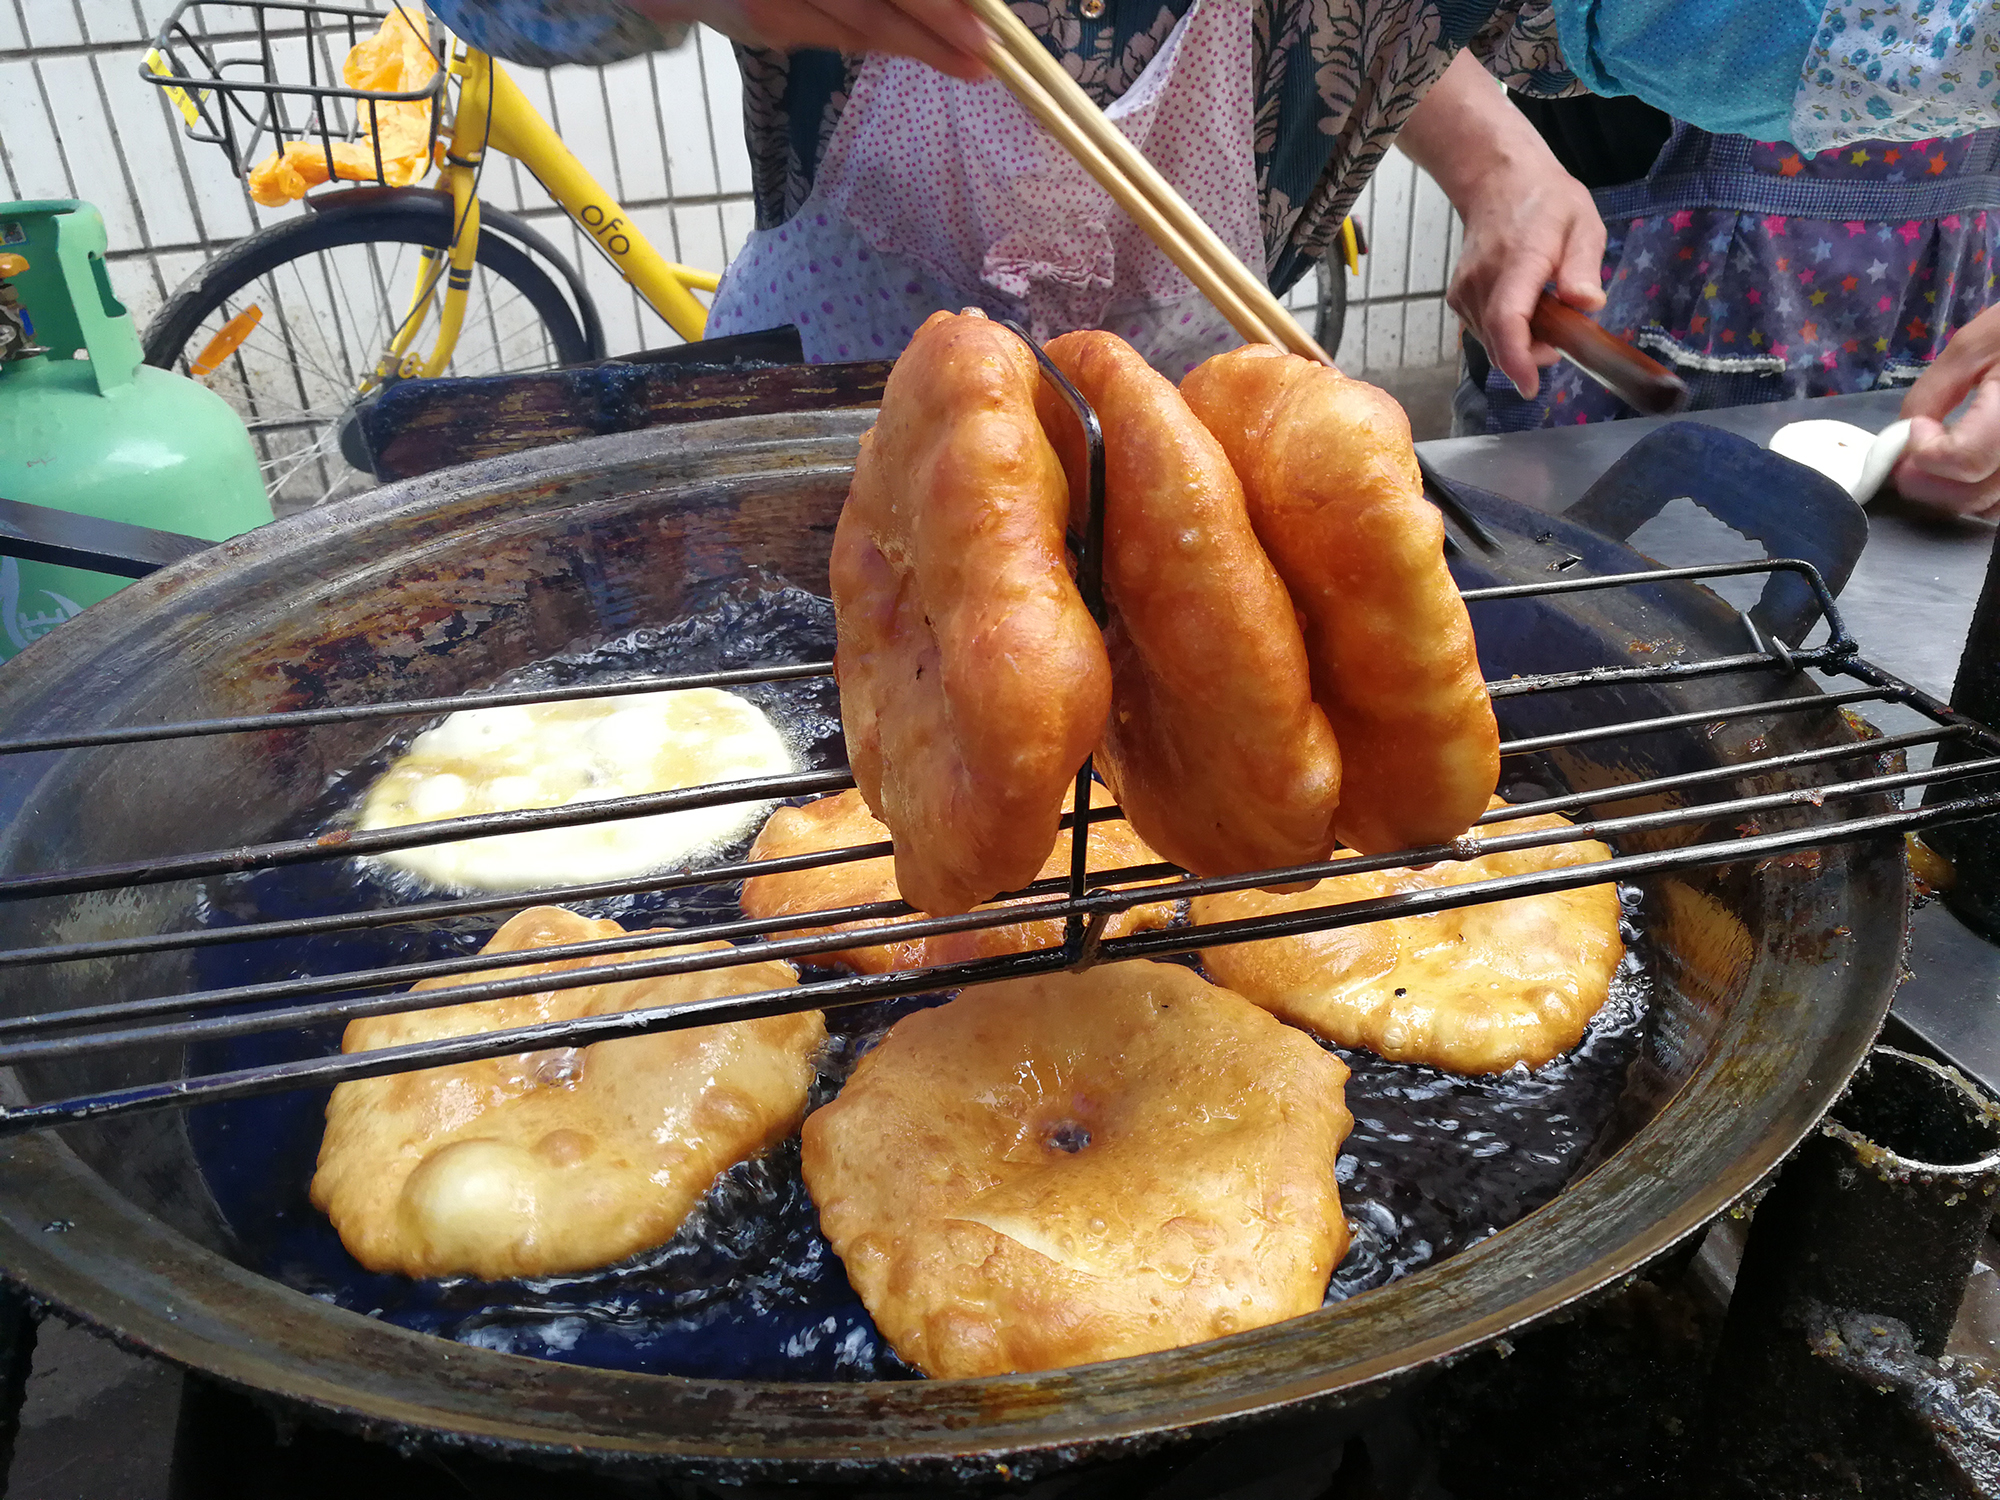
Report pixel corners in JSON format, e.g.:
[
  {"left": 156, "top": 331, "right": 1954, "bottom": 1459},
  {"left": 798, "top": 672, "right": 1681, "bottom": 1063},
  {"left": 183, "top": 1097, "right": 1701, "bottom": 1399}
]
[{"left": 247, "top": 7, "right": 439, "bottom": 207}]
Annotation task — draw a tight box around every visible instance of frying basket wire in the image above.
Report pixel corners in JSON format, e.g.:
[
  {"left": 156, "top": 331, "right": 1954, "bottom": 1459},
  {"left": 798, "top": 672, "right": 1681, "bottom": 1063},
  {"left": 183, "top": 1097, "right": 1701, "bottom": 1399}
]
[
  {"left": 141, "top": 1, "right": 448, "bottom": 187},
  {"left": 2, "top": 334, "right": 1997, "bottom": 1137}
]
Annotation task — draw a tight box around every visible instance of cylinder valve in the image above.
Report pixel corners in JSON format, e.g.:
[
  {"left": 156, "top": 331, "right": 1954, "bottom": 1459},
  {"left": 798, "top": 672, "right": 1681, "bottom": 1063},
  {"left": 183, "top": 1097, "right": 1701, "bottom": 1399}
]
[{"left": 0, "top": 252, "right": 46, "bottom": 363}]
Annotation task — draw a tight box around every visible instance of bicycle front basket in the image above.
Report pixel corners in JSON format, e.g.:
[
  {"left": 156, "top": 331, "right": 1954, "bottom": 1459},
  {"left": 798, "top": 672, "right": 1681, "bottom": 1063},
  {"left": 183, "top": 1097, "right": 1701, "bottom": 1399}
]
[{"left": 142, "top": 1, "right": 448, "bottom": 192}]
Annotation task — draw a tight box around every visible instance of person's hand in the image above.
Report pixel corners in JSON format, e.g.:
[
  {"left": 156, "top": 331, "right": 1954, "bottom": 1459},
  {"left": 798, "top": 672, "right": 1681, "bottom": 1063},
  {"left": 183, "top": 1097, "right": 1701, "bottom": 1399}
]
[
  {"left": 1395, "top": 51, "right": 1605, "bottom": 399},
  {"left": 1894, "top": 302, "right": 2000, "bottom": 517},
  {"left": 641, "top": 0, "right": 990, "bottom": 77},
  {"left": 1446, "top": 151, "right": 1605, "bottom": 400}
]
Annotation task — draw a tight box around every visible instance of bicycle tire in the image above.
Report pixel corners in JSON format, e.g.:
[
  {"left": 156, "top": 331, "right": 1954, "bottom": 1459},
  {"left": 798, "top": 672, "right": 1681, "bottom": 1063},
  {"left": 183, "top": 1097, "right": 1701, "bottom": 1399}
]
[
  {"left": 144, "top": 195, "right": 594, "bottom": 371},
  {"left": 145, "top": 195, "right": 597, "bottom": 509},
  {"left": 1314, "top": 253, "right": 1349, "bottom": 360}
]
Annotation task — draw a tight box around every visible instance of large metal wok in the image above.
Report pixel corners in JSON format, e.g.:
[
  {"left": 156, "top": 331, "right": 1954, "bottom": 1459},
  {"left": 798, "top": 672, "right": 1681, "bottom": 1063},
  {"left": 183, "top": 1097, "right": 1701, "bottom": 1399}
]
[{"left": 0, "top": 409, "right": 1934, "bottom": 1488}]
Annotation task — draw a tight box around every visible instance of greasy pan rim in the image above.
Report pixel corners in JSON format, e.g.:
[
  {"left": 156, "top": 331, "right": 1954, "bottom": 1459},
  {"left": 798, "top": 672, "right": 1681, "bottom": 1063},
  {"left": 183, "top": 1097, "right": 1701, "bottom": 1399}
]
[{"left": 0, "top": 414, "right": 1907, "bottom": 1483}]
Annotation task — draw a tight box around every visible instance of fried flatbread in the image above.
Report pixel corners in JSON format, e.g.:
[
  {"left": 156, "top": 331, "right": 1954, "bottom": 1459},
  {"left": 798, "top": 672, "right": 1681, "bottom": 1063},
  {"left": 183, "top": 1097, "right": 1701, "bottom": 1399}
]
[
  {"left": 312, "top": 907, "right": 823, "bottom": 1280},
  {"left": 1034, "top": 331, "right": 1341, "bottom": 878},
  {"left": 740, "top": 783, "right": 1178, "bottom": 973},
  {"left": 833, "top": 309, "right": 1112, "bottom": 916},
  {"left": 1193, "top": 801, "right": 1624, "bottom": 1073},
  {"left": 354, "top": 687, "right": 794, "bottom": 892},
  {"left": 801, "top": 961, "right": 1352, "bottom": 1377},
  {"left": 1181, "top": 346, "right": 1499, "bottom": 854}
]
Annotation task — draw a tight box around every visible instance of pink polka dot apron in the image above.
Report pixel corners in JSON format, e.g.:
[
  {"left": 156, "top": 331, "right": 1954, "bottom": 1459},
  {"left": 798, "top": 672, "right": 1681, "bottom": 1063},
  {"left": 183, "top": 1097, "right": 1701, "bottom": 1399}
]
[{"left": 704, "top": 0, "right": 1262, "bottom": 376}]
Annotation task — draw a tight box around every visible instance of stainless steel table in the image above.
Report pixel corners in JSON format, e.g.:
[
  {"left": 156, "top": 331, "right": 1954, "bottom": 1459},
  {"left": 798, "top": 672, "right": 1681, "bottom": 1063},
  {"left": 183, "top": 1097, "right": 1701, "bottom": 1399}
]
[{"left": 1420, "top": 394, "right": 2000, "bottom": 1091}]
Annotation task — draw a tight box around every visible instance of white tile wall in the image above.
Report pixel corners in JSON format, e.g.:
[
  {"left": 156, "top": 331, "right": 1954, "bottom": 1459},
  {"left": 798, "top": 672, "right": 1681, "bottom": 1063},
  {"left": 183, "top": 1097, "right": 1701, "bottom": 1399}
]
[
  {"left": 3, "top": 2, "right": 1462, "bottom": 373},
  {"left": 1280, "top": 145, "right": 1465, "bottom": 376}
]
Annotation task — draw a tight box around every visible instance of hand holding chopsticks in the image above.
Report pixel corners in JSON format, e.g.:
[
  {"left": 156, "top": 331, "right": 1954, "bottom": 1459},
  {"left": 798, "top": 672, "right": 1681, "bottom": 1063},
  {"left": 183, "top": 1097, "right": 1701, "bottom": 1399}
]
[{"left": 957, "top": 0, "right": 1335, "bottom": 366}]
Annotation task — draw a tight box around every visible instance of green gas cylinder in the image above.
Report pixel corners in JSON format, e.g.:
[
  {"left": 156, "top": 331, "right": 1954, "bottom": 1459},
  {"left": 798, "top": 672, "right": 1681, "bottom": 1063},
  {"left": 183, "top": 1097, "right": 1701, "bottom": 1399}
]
[{"left": 0, "top": 200, "right": 269, "bottom": 661}]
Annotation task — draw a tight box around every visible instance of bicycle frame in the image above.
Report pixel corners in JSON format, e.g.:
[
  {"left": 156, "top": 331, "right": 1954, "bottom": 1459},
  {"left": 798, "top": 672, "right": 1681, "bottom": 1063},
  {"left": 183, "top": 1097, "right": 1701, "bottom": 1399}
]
[{"left": 378, "top": 44, "right": 719, "bottom": 383}]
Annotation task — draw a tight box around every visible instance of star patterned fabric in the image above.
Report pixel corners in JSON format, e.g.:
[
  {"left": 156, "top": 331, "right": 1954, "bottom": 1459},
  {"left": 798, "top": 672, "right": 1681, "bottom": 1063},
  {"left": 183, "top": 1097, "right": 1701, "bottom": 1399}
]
[{"left": 1483, "top": 121, "right": 2000, "bottom": 430}]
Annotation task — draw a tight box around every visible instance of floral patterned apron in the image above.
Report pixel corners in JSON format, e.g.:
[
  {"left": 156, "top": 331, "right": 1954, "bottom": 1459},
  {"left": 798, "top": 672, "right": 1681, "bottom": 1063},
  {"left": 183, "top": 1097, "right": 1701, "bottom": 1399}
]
[{"left": 704, "top": 0, "right": 1264, "bottom": 375}]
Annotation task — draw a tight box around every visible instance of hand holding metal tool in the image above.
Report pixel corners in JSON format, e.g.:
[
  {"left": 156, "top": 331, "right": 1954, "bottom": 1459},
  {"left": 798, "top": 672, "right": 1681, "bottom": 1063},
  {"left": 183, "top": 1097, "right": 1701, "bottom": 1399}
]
[{"left": 1529, "top": 290, "right": 1690, "bottom": 417}]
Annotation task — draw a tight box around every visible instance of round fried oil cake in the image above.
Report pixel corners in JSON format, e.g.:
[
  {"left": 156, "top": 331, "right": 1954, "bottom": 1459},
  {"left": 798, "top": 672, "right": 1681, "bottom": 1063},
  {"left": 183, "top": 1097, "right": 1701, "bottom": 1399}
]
[
  {"left": 312, "top": 906, "right": 824, "bottom": 1280},
  {"left": 833, "top": 308, "right": 1111, "bottom": 916},
  {"left": 1194, "top": 800, "right": 1625, "bottom": 1074},
  {"left": 355, "top": 687, "right": 796, "bottom": 892},
  {"left": 1034, "top": 331, "right": 1342, "bottom": 879},
  {"left": 739, "top": 783, "right": 1178, "bottom": 974},
  {"left": 1180, "top": 345, "right": 1499, "bottom": 856},
  {"left": 800, "top": 961, "right": 1352, "bottom": 1378}
]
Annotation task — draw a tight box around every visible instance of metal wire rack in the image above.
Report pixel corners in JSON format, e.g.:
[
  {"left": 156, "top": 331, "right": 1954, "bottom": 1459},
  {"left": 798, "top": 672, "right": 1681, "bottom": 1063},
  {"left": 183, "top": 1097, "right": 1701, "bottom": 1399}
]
[
  {"left": 141, "top": 1, "right": 448, "bottom": 189},
  {"left": 3, "top": 331, "right": 1999, "bottom": 1139}
]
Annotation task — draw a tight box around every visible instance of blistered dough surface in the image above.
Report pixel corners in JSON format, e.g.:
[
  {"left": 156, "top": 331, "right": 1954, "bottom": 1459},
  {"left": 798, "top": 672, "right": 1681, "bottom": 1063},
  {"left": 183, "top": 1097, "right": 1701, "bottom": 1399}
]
[
  {"left": 312, "top": 906, "right": 824, "bottom": 1280},
  {"left": 832, "top": 309, "right": 1111, "bottom": 915},
  {"left": 801, "top": 961, "right": 1352, "bottom": 1377},
  {"left": 1181, "top": 346, "right": 1499, "bottom": 854},
  {"left": 1036, "top": 331, "right": 1341, "bottom": 877},
  {"left": 357, "top": 687, "right": 795, "bottom": 891},
  {"left": 1194, "top": 800, "right": 1624, "bottom": 1074}
]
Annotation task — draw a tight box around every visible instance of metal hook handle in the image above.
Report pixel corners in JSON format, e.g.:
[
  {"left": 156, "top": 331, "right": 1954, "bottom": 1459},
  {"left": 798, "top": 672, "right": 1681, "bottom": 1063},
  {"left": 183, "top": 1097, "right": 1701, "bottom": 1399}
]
[{"left": 996, "top": 319, "right": 1112, "bottom": 962}]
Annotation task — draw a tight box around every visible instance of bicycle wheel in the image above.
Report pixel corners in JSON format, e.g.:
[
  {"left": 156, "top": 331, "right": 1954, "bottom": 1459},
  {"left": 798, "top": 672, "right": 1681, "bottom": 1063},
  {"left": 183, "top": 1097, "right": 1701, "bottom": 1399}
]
[
  {"left": 145, "top": 194, "right": 595, "bottom": 512},
  {"left": 1314, "top": 252, "right": 1349, "bottom": 360}
]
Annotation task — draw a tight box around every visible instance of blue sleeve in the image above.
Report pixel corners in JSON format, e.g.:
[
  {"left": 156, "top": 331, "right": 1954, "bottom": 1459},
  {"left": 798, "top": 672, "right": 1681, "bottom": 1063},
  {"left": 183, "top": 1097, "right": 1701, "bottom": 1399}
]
[
  {"left": 427, "top": 0, "right": 684, "bottom": 68},
  {"left": 1552, "top": 0, "right": 1821, "bottom": 141}
]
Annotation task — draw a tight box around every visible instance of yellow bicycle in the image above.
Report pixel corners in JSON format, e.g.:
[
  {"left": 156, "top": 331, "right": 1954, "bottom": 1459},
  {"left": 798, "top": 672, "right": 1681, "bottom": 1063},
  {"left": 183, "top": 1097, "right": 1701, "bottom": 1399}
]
[{"left": 140, "top": 1, "right": 721, "bottom": 507}]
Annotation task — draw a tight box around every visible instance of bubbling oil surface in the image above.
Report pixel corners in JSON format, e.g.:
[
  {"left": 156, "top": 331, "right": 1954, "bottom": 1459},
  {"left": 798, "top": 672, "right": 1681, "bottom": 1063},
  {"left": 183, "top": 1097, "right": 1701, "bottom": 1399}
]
[{"left": 185, "top": 581, "right": 1655, "bottom": 1382}]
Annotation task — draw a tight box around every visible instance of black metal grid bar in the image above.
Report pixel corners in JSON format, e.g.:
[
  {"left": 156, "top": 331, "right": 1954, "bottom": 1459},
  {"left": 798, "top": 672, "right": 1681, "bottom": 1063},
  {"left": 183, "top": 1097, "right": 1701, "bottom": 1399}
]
[
  {"left": 0, "top": 498, "right": 212, "bottom": 582},
  {"left": 5, "top": 777, "right": 1996, "bottom": 1138},
  {"left": 5, "top": 713, "right": 1976, "bottom": 1038},
  {"left": 3, "top": 563, "right": 1995, "bottom": 1135},
  {"left": 0, "top": 768, "right": 855, "bottom": 903},
  {"left": 0, "top": 562, "right": 1846, "bottom": 761},
  {"left": 4, "top": 333, "right": 1999, "bottom": 1141},
  {"left": 0, "top": 662, "right": 833, "bottom": 757},
  {"left": 4, "top": 720, "right": 1962, "bottom": 975},
  {"left": 12, "top": 745, "right": 1998, "bottom": 1072},
  {"left": 0, "top": 674, "right": 1902, "bottom": 907}
]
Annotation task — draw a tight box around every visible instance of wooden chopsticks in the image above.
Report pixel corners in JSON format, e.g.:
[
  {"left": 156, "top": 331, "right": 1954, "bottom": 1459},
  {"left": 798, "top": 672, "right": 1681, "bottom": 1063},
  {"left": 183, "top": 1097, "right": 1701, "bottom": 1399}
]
[{"left": 960, "top": 0, "right": 1335, "bottom": 367}]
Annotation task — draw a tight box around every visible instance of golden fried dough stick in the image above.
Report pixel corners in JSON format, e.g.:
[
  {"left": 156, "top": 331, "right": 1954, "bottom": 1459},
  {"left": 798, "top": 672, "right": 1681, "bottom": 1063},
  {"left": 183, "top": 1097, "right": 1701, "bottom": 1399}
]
[
  {"left": 1181, "top": 345, "right": 1499, "bottom": 854},
  {"left": 1032, "top": 331, "right": 1342, "bottom": 878},
  {"left": 802, "top": 962, "right": 1352, "bottom": 1377},
  {"left": 312, "top": 907, "right": 823, "bottom": 1280},
  {"left": 1193, "top": 800, "right": 1624, "bottom": 1074},
  {"left": 834, "top": 309, "right": 1112, "bottom": 917},
  {"left": 740, "top": 784, "right": 1178, "bottom": 973}
]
